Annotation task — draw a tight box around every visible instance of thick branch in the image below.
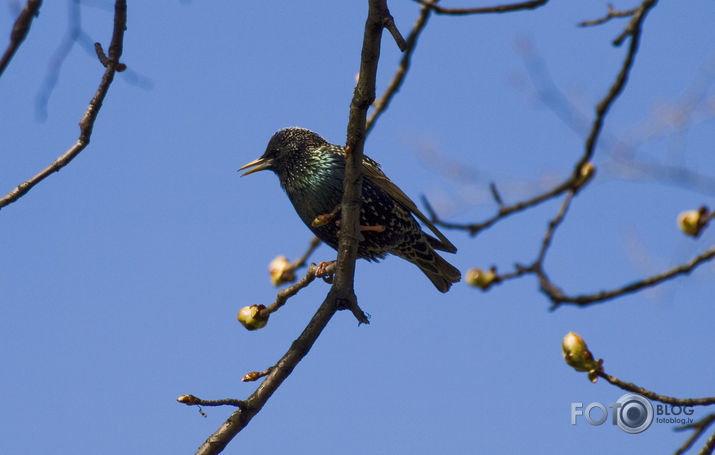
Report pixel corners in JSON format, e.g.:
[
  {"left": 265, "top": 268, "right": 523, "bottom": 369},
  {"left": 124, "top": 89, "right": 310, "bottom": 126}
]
[
  {"left": 194, "top": 2, "right": 391, "bottom": 453},
  {"left": 335, "top": 0, "right": 389, "bottom": 323},
  {"left": 0, "top": 0, "right": 42, "bottom": 78},
  {"left": 0, "top": 0, "right": 127, "bottom": 211}
]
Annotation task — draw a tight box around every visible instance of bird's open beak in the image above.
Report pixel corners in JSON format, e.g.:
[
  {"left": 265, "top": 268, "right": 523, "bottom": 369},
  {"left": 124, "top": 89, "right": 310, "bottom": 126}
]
[{"left": 238, "top": 157, "right": 272, "bottom": 177}]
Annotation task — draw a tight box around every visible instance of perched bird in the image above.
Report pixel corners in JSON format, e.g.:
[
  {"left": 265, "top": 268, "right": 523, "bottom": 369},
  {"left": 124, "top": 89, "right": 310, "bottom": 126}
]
[{"left": 239, "top": 127, "right": 461, "bottom": 292}]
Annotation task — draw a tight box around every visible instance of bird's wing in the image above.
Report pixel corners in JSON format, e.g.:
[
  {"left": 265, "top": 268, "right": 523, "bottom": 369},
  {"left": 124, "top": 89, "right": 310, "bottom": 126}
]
[{"left": 362, "top": 159, "right": 457, "bottom": 253}]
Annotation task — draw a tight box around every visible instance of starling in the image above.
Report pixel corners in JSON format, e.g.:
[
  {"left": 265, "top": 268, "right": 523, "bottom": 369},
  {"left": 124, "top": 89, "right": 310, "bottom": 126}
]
[{"left": 239, "top": 127, "right": 461, "bottom": 292}]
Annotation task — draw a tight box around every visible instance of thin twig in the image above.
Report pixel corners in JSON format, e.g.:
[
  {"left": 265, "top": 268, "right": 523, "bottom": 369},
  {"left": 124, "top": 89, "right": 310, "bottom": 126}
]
[
  {"left": 264, "top": 264, "right": 319, "bottom": 314},
  {"left": 597, "top": 372, "right": 715, "bottom": 407},
  {"left": 0, "top": 0, "right": 127, "bottom": 211},
  {"left": 423, "top": 178, "right": 573, "bottom": 236},
  {"left": 366, "top": 0, "right": 436, "bottom": 134},
  {"left": 546, "top": 244, "right": 715, "bottom": 308},
  {"left": 535, "top": 190, "right": 575, "bottom": 265},
  {"left": 241, "top": 367, "right": 274, "bottom": 382},
  {"left": 284, "top": 237, "right": 321, "bottom": 275},
  {"left": 675, "top": 414, "right": 715, "bottom": 455},
  {"left": 0, "top": 0, "right": 42, "bottom": 78},
  {"left": 413, "top": 0, "right": 547, "bottom": 15},
  {"left": 578, "top": 4, "right": 638, "bottom": 27},
  {"left": 177, "top": 395, "right": 246, "bottom": 409},
  {"left": 382, "top": 13, "right": 407, "bottom": 51},
  {"left": 576, "top": 0, "right": 657, "bottom": 174}
]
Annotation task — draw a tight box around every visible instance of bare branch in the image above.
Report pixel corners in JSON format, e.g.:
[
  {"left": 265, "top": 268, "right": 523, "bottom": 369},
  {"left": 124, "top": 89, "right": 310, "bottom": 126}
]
[
  {"left": 597, "top": 371, "right": 715, "bottom": 407},
  {"left": 0, "top": 0, "right": 127, "bottom": 211},
  {"left": 177, "top": 395, "right": 246, "bottom": 409},
  {"left": 699, "top": 429, "right": 715, "bottom": 455},
  {"left": 675, "top": 414, "right": 715, "bottom": 455},
  {"left": 578, "top": 4, "right": 638, "bottom": 27},
  {"left": 423, "top": 178, "right": 573, "bottom": 236},
  {"left": 264, "top": 264, "right": 319, "bottom": 315},
  {"left": 366, "top": 0, "right": 436, "bottom": 134},
  {"left": 575, "top": 0, "right": 657, "bottom": 177},
  {"left": 241, "top": 367, "right": 274, "bottom": 383},
  {"left": 545, "top": 244, "right": 715, "bottom": 308},
  {"left": 382, "top": 12, "right": 407, "bottom": 51},
  {"left": 0, "top": 0, "right": 42, "bottom": 78},
  {"left": 413, "top": 0, "right": 547, "bottom": 15},
  {"left": 535, "top": 190, "right": 574, "bottom": 265}
]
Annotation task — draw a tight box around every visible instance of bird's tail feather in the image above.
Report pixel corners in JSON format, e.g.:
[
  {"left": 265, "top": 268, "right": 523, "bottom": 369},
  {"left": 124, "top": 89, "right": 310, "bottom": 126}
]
[{"left": 408, "top": 247, "right": 461, "bottom": 293}]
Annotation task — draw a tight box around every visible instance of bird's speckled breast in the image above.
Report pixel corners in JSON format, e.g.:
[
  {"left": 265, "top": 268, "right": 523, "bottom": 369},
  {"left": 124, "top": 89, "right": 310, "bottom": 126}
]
[{"left": 280, "top": 146, "right": 345, "bottom": 228}]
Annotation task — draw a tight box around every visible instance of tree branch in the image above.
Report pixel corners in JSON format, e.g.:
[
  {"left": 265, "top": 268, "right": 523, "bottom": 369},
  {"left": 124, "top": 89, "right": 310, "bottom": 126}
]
[
  {"left": 423, "top": 177, "right": 573, "bottom": 236},
  {"left": 675, "top": 414, "right": 715, "bottom": 455},
  {"left": 0, "top": 0, "right": 127, "bottom": 211},
  {"left": 575, "top": 0, "right": 657, "bottom": 173},
  {"left": 597, "top": 371, "right": 715, "bottom": 407},
  {"left": 366, "top": 0, "right": 436, "bottom": 134},
  {"left": 263, "top": 264, "right": 318, "bottom": 315},
  {"left": 544, "top": 244, "right": 715, "bottom": 308},
  {"left": 578, "top": 4, "right": 639, "bottom": 27},
  {"left": 0, "top": 0, "right": 42, "bottom": 78},
  {"left": 193, "top": 2, "right": 392, "bottom": 453},
  {"left": 698, "top": 428, "right": 715, "bottom": 455},
  {"left": 413, "top": 0, "right": 547, "bottom": 15}
]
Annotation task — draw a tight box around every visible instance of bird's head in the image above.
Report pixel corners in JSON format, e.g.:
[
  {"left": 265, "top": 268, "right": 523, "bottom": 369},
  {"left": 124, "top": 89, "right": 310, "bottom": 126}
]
[{"left": 239, "top": 127, "right": 328, "bottom": 178}]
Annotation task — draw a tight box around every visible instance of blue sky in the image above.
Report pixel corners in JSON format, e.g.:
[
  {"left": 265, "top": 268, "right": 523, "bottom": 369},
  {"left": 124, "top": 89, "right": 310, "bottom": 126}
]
[{"left": 1, "top": 1, "right": 714, "bottom": 454}]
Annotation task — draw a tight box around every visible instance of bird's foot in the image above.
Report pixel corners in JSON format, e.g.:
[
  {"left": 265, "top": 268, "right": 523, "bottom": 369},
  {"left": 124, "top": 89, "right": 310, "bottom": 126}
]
[
  {"left": 315, "top": 261, "right": 336, "bottom": 283},
  {"left": 311, "top": 205, "right": 341, "bottom": 228}
]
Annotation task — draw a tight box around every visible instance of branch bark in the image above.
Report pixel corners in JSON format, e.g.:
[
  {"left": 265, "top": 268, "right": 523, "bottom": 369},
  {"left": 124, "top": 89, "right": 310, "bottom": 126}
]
[{"left": 0, "top": 0, "right": 42, "bottom": 78}]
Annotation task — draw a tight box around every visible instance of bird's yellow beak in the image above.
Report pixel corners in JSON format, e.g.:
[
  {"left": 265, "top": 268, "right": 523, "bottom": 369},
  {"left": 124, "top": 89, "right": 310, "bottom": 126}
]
[{"left": 238, "top": 157, "right": 272, "bottom": 177}]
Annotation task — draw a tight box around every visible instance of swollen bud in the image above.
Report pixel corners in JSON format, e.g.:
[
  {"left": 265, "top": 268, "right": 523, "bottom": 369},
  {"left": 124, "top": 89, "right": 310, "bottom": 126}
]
[
  {"left": 562, "top": 332, "right": 603, "bottom": 382},
  {"left": 677, "top": 207, "right": 709, "bottom": 237},
  {"left": 269, "top": 256, "right": 295, "bottom": 286},
  {"left": 237, "top": 304, "right": 269, "bottom": 330},
  {"left": 465, "top": 267, "right": 497, "bottom": 290},
  {"left": 574, "top": 162, "right": 596, "bottom": 189},
  {"left": 177, "top": 394, "right": 200, "bottom": 405}
]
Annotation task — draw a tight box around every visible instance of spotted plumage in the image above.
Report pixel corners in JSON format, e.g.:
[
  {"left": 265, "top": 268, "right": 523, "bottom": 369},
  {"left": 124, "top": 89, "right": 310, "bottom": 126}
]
[{"left": 240, "top": 127, "right": 461, "bottom": 292}]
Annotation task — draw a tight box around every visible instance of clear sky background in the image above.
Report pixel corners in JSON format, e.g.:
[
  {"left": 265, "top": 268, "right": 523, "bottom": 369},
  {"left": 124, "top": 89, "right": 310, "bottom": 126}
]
[{"left": 1, "top": 1, "right": 714, "bottom": 454}]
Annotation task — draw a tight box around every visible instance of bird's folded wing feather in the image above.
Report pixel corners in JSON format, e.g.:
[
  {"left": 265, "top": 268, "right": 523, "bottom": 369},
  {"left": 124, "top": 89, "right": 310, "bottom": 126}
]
[{"left": 362, "top": 160, "right": 457, "bottom": 253}]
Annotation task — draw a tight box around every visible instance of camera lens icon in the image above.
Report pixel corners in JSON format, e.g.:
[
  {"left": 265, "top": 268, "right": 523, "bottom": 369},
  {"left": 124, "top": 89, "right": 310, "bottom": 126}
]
[{"left": 615, "top": 393, "right": 654, "bottom": 434}]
